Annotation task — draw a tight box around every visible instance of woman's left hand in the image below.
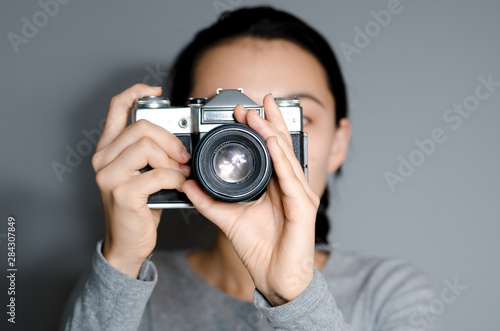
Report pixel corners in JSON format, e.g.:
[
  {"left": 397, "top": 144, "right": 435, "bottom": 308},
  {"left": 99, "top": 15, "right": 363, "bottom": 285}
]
[{"left": 182, "top": 94, "right": 320, "bottom": 306}]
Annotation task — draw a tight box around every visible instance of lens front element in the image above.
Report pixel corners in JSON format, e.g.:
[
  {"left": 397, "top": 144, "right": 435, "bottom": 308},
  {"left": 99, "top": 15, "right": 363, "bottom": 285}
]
[
  {"left": 193, "top": 124, "right": 273, "bottom": 202},
  {"left": 213, "top": 143, "right": 254, "bottom": 183}
]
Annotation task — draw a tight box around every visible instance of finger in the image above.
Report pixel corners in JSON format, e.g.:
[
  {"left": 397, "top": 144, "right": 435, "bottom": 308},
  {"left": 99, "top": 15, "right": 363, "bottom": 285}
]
[
  {"left": 98, "top": 84, "right": 162, "bottom": 151},
  {"left": 96, "top": 137, "right": 190, "bottom": 190},
  {"left": 235, "top": 95, "right": 291, "bottom": 145},
  {"left": 181, "top": 179, "right": 243, "bottom": 233},
  {"left": 262, "top": 94, "right": 290, "bottom": 139},
  {"left": 246, "top": 110, "right": 305, "bottom": 182},
  {"left": 233, "top": 104, "right": 249, "bottom": 125},
  {"left": 268, "top": 135, "right": 317, "bottom": 200},
  {"left": 237, "top": 97, "right": 306, "bottom": 187},
  {"left": 112, "top": 168, "right": 188, "bottom": 210},
  {"left": 247, "top": 104, "right": 292, "bottom": 147},
  {"left": 93, "top": 119, "right": 190, "bottom": 171},
  {"left": 266, "top": 136, "right": 307, "bottom": 200}
]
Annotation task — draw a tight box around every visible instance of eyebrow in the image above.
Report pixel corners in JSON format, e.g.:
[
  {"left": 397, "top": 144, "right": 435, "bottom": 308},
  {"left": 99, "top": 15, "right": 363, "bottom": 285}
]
[{"left": 286, "top": 93, "right": 326, "bottom": 109}]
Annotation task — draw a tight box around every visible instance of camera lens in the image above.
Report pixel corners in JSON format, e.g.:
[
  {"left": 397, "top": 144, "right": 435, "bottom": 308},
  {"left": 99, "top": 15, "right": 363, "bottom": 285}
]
[
  {"left": 193, "top": 124, "right": 273, "bottom": 202},
  {"left": 213, "top": 143, "right": 254, "bottom": 183}
]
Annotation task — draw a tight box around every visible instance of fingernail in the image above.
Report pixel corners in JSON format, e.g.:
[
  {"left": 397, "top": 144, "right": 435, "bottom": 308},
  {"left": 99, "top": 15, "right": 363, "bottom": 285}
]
[
  {"left": 180, "top": 164, "right": 191, "bottom": 173},
  {"left": 182, "top": 149, "right": 191, "bottom": 161}
]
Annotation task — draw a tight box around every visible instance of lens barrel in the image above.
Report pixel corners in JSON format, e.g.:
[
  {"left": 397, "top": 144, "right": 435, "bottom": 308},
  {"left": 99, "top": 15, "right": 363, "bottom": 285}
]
[{"left": 193, "top": 124, "right": 273, "bottom": 202}]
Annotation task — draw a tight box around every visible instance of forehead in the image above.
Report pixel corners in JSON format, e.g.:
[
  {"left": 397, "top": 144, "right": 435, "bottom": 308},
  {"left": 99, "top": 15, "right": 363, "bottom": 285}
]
[{"left": 191, "top": 37, "right": 333, "bottom": 104}]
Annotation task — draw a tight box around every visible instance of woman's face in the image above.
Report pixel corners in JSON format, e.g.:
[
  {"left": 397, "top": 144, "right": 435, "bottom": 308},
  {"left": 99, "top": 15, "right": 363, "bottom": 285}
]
[{"left": 190, "top": 37, "right": 349, "bottom": 197}]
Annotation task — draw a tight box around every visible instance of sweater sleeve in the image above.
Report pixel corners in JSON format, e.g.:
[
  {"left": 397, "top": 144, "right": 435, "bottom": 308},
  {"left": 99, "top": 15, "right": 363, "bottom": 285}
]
[
  {"left": 60, "top": 241, "right": 157, "bottom": 331},
  {"left": 253, "top": 261, "right": 441, "bottom": 331},
  {"left": 253, "top": 266, "right": 353, "bottom": 331}
]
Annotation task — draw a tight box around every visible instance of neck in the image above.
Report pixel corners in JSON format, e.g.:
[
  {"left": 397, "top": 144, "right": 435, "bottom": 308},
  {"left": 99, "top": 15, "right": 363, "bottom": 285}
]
[
  {"left": 187, "top": 229, "right": 256, "bottom": 302},
  {"left": 187, "top": 228, "right": 330, "bottom": 302}
]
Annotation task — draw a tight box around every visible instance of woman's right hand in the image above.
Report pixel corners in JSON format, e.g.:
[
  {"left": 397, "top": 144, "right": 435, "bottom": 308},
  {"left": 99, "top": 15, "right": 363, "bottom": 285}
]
[{"left": 91, "top": 84, "right": 191, "bottom": 278}]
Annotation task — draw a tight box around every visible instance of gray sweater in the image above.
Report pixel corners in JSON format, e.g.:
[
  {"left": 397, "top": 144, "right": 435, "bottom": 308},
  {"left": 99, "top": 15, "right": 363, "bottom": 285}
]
[{"left": 61, "top": 242, "right": 440, "bottom": 330}]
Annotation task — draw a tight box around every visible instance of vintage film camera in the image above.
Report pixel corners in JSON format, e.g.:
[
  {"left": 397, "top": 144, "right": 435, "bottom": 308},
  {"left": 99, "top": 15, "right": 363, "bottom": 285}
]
[{"left": 132, "top": 89, "right": 307, "bottom": 208}]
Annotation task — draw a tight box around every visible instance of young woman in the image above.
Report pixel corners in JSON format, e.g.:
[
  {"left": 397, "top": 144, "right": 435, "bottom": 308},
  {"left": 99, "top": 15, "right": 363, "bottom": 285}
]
[{"left": 62, "top": 7, "right": 438, "bottom": 330}]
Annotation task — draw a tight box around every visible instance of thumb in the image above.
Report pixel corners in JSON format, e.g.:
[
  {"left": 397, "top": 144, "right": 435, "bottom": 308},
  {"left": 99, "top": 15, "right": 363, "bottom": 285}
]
[{"left": 181, "top": 180, "right": 237, "bottom": 231}]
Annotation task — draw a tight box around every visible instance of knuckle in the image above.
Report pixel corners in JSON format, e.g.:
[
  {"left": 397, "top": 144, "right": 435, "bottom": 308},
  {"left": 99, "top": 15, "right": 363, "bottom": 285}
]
[
  {"left": 161, "top": 153, "right": 174, "bottom": 169},
  {"left": 136, "top": 136, "right": 155, "bottom": 150},
  {"left": 149, "top": 168, "right": 165, "bottom": 182},
  {"left": 95, "top": 169, "right": 110, "bottom": 191},
  {"left": 149, "top": 169, "right": 174, "bottom": 189},
  {"left": 109, "top": 95, "right": 120, "bottom": 109},
  {"left": 134, "top": 118, "right": 151, "bottom": 130},
  {"left": 110, "top": 185, "right": 126, "bottom": 203},
  {"left": 91, "top": 152, "right": 101, "bottom": 171}
]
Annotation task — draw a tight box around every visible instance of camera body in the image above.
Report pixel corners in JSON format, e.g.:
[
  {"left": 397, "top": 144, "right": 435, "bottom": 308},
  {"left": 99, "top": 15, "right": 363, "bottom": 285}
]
[{"left": 132, "top": 89, "right": 307, "bottom": 208}]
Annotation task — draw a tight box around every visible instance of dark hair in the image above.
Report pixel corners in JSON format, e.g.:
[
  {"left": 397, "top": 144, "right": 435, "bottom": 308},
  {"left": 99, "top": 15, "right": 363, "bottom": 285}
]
[{"left": 168, "top": 6, "right": 348, "bottom": 245}]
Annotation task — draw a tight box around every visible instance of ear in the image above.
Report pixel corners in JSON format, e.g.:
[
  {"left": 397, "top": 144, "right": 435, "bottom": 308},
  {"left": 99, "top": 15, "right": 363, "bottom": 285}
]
[{"left": 327, "top": 118, "right": 351, "bottom": 174}]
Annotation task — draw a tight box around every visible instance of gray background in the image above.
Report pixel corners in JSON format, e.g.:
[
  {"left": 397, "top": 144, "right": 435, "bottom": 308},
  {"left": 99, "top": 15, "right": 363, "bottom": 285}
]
[{"left": 1, "top": 0, "right": 498, "bottom": 330}]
